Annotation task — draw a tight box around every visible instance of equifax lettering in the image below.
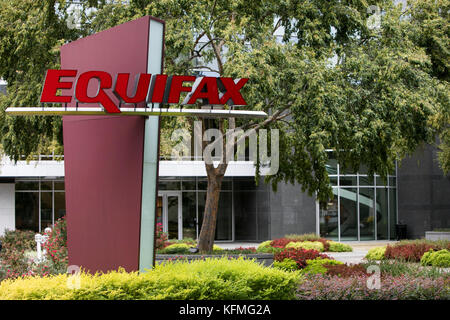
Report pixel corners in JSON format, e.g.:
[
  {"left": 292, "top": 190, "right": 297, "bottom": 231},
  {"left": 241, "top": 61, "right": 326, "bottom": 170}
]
[{"left": 40, "top": 69, "right": 248, "bottom": 113}]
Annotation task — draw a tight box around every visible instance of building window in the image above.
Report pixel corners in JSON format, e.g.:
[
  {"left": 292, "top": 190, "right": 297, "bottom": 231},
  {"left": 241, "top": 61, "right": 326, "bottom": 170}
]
[
  {"left": 158, "top": 177, "right": 234, "bottom": 241},
  {"left": 319, "top": 153, "right": 397, "bottom": 241},
  {"left": 15, "top": 179, "right": 66, "bottom": 232}
]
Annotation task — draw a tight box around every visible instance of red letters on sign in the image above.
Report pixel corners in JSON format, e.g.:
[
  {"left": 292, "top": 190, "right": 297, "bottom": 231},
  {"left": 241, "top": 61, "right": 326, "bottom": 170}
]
[
  {"left": 75, "top": 71, "right": 120, "bottom": 113},
  {"left": 40, "top": 69, "right": 77, "bottom": 103},
  {"left": 40, "top": 70, "right": 248, "bottom": 113}
]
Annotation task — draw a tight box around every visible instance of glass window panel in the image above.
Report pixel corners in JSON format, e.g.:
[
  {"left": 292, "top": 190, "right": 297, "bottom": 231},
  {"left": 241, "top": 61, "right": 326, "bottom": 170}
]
[
  {"left": 339, "top": 188, "right": 358, "bottom": 240},
  {"left": 159, "top": 180, "right": 180, "bottom": 190},
  {"left": 376, "top": 188, "right": 389, "bottom": 240},
  {"left": 15, "top": 192, "right": 39, "bottom": 231},
  {"left": 41, "top": 181, "right": 52, "bottom": 191},
  {"left": 389, "top": 176, "right": 396, "bottom": 187},
  {"left": 181, "top": 179, "right": 196, "bottom": 191},
  {"left": 41, "top": 192, "right": 53, "bottom": 231},
  {"left": 326, "top": 157, "right": 338, "bottom": 175},
  {"left": 319, "top": 190, "right": 338, "bottom": 240},
  {"left": 359, "top": 188, "right": 375, "bottom": 240},
  {"left": 221, "top": 179, "right": 232, "bottom": 190},
  {"left": 198, "top": 192, "right": 233, "bottom": 241},
  {"left": 340, "top": 164, "right": 357, "bottom": 175},
  {"left": 16, "top": 181, "right": 39, "bottom": 191},
  {"left": 376, "top": 176, "right": 388, "bottom": 187},
  {"left": 359, "top": 175, "right": 373, "bottom": 186},
  {"left": 216, "top": 192, "right": 232, "bottom": 240},
  {"left": 182, "top": 192, "right": 197, "bottom": 240},
  {"left": 54, "top": 192, "right": 66, "bottom": 221},
  {"left": 233, "top": 191, "right": 257, "bottom": 240},
  {"left": 198, "top": 179, "right": 208, "bottom": 190},
  {"left": 389, "top": 188, "right": 397, "bottom": 240},
  {"left": 54, "top": 181, "right": 65, "bottom": 190},
  {"left": 329, "top": 176, "right": 338, "bottom": 186},
  {"left": 167, "top": 195, "right": 180, "bottom": 240},
  {"left": 233, "top": 178, "right": 257, "bottom": 191},
  {"left": 340, "top": 176, "right": 357, "bottom": 186}
]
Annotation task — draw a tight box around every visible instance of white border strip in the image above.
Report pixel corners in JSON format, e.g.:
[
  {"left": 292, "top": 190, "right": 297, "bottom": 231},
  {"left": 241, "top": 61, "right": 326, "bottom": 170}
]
[{"left": 5, "top": 107, "right": 267, "bottom": 118}]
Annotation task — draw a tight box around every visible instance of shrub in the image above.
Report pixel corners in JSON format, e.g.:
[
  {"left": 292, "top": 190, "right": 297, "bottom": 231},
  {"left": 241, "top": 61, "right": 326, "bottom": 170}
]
[
  {"left": 274, "top": 248, "right": 331, "bottom": 269},
  {"left": 257, "top": 240, "right": 272, "bottom": 251},
  {"left": 361, "top": 260, "right": 449, "bottom": 279},
  {"left": 286, "top": 241, "right": 324, "bottom": 252},
  {"left": 301, "top": 258, "right": 343, "bottom": 275},
  {"left": 324, "top": 263, "right": 369, "bottom": 278},
  {"left": 0, "top": 258, "right": 302, "bottom": 300},
  {"left": 365, "top": 246, "right": 386, "bottom": 260},
  {"left": 43, "top": 217, "right": 68, "bottom": 270},
  {"left": 0, "top": 229, "right": 36, "bottom": 252},
  {"left": 159, "top": 243, "right": 193, "bottom": 254},
  {"left": 270, "top": 238, "right": 296, "bottom": 248},
  {"left": 285, "top": 233, "right": 322, "bottom": 241},
  {"left": 297, "top": 274, "right": 450, "bottom": 300},
  {"left": 155, "top": 223, "right": 168, "bottom": 250},
  {"left": 385, "top": 243, "right": 437, "bottom": 262},
  {"left": 0, "top": 229, "right": 37, "bottom": 281},
  {"left": 421, "top": 249, "right": 450, "bottom": 268},
  {"left": 273, "top": 258, "right": 298, "bottom": 272},
  {"left": 328, "top": 241, "right": 353, "bottom": 252},
  {"left": 213, "top": 244, "right": 224, "bottom": 252}
]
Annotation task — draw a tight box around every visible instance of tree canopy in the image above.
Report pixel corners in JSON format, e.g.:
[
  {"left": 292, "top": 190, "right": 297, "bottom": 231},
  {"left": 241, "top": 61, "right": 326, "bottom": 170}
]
[{"left": 0, "top": 0, "right": 448, "bottom": 188}]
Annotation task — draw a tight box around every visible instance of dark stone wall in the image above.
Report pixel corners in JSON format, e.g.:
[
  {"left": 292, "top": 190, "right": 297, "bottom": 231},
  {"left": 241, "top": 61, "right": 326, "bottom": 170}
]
[
  {"left": 397, "top": 143, "right": 450, "bottom": 239},
  {"left": 233, "top": 177, "right": 316, "bottom": 241},
  {"left": 268, "top": 183, "right": 316, "bottom": 239}
]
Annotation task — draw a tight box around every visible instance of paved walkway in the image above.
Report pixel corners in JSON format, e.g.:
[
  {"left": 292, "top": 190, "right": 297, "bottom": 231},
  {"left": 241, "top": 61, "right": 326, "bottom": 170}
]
[{"left": 216, "top": 241, "right": 397, "bottom": 264}]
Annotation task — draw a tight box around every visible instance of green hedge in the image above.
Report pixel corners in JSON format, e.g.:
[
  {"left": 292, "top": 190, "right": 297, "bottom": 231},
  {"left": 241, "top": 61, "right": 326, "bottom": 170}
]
[
  {"left": 285, "top": 241, "right": 324, "bottom": 252},
  {"left": 328, "top": 241, "right": 353, "bottom": 252},
  {"left": 365, "top": 247, "right": 386, "bottom": 260},
  {"left": 0, "top": 258, "right": 301, "bottom": 300},
  {"left": 420, "top": 249, "right": 450, "bottom": 268}
]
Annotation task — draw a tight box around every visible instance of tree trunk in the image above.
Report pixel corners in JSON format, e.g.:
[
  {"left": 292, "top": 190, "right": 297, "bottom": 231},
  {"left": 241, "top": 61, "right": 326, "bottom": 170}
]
[{"left": 197, "top": 170, "right": 223, "bottom": 253}]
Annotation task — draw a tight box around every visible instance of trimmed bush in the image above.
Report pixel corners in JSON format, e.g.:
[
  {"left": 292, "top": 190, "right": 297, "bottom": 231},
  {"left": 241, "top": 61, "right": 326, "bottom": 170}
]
[
  {"left": 257, "top": 240, "right": 272, "bottom": 251},
  {"left": 301, "top": 258, "right": 343, "bottom": 275},
  {"left": 160, "top": 243, "right": 193, "bottom": 254},
  {"left": 285, "top": 233, "right": 322, "bottom": 241},
  {"left": 0, "top": 258, "right": 302, "bottom": 300},
  {"left": 328, "top": 241, "right": 353, "bottom": 252},
  {"left": 385, "top": 243, "right": 436, "bottom": 262},
  {"left": 365, "top": 246, "right": 386, "bottom": 260},
  {"left": 274, "top": 248, "right": 331, "bottom": 269},
  {"left": 421, "top": 249, "right": 450, "bottom": 268},
  {"left": 273, "top": 258, "right": 298, "bottom": 272},
  {"left": 286, "top": 241, "right": 324, "bottom": 252},
  {"left": 324, "top": 263, "right": 369, "bottom": 277}
]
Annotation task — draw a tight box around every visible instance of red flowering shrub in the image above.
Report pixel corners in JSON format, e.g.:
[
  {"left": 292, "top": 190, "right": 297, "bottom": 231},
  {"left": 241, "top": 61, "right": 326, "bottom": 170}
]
[
  {"left": 0, "top": 229, "right": 36, "bottom": 281},
  {"left": 155, "top": 223, "right": 169, "bottom": 249},
  {"left": 385, "top": 243, "right": 438, "bottom": 262},
  {"left": 274, "top": 248, "right": 331, "bottom": 269},
  {"left": 316, "top": 239, "right": 330, "bottom": 251},
  {"left": 42, "top": 217, "right": 68, "bottom": 269},
  {"left": 270, "top": 238, "right": 297, "bottom": 248},
  {"left": 325, "top": 263, "right": 369, "bottom": 277}
]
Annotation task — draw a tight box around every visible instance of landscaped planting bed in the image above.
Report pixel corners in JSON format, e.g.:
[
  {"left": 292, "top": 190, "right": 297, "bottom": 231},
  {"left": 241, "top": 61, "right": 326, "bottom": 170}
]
[{"left": 2, "top": 226, "right": 449, "bottom": 300}]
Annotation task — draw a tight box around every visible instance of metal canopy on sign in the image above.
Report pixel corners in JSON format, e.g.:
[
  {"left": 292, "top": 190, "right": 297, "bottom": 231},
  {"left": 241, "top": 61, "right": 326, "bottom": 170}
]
[{"left": 5, "top": 106, "right": 268, "bottom": 118}]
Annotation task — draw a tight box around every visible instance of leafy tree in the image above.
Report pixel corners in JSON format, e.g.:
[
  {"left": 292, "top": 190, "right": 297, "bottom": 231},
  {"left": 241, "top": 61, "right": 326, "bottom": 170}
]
[
  {"left": 0, "top": 0, "right": 447, "bottom": 253},
  {"left": 405, "top": 0, "right": 449, "bottom": 174}
]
